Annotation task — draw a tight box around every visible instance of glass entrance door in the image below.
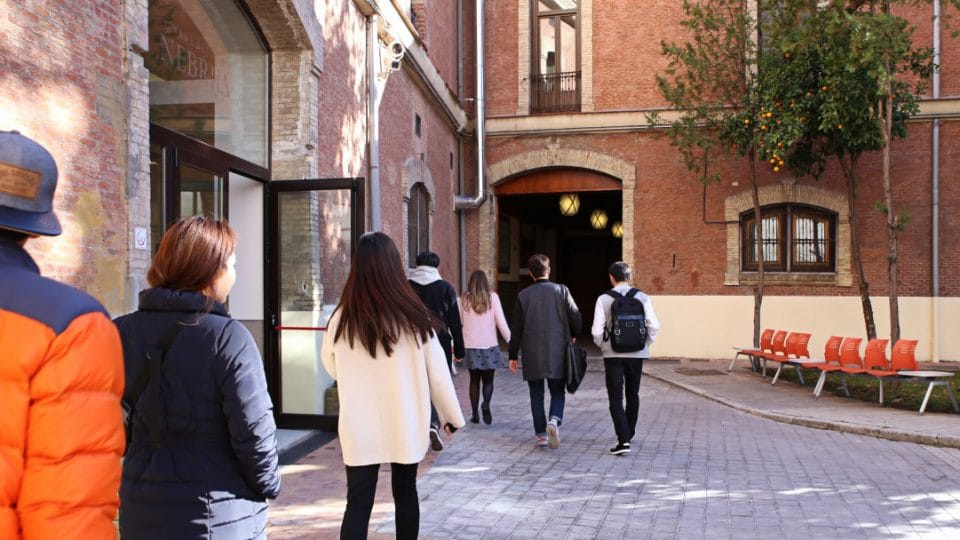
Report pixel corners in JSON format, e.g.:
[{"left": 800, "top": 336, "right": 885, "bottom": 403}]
[{"left": 266, "top": 178, "right": 364, "bottom": 430}]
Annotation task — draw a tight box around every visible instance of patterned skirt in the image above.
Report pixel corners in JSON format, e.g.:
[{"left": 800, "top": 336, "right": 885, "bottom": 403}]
[{"left": 462, "top": 346, "right": 506, "bottom": 371}]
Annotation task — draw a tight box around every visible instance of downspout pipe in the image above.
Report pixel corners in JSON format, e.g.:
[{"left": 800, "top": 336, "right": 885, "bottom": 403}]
[
  {"left": 455, "top": 0, "right": 485, "bottom": 210},
  {"left": 368, "top": 15, "right": 382, "bottom": 231},
  {"left": 932, "top": 0, "right": 941, "bottom": 361},
  {"left": 457, "top": 0, "right": 468, "bottom": 289}
]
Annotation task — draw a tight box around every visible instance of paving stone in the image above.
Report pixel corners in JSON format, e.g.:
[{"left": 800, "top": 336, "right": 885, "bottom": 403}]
[{"left": 268, "top": 355, "right": 960, "bottom": 538}]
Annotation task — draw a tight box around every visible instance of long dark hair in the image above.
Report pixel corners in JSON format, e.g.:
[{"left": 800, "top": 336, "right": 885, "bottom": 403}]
[{"left": 334, "top": 232, "right": 441, "bottom": 356}]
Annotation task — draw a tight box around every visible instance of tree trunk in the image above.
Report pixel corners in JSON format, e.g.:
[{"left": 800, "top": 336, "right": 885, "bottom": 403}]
[
  {"left": 839, "top": 155, "right": 877, "bottom": 339},
  {"left": 749, "top": 148, "right": 764, "bottom": 353},
  {"left": 881, "top": 91, "right": 901, "bottom": 345}
]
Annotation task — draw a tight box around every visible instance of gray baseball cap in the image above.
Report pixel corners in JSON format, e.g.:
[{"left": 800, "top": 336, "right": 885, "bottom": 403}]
[{"left": 0, "top": 130, "right": 61, "bottom": 236}]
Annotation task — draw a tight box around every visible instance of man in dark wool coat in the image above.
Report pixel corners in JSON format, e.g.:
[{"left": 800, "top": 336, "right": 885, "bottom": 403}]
[{"left": 508, "top": 253, "right": 581, "bottom": 449}]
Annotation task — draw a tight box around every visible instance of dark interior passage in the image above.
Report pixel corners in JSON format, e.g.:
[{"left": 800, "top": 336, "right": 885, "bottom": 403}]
[{"left": 496, "top": 190, "right": 622, "bottom": 337}]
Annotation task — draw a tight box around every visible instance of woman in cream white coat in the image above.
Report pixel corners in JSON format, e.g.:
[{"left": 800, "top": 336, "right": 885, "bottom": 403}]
[{"left": 321, "top": 232, "right": 464, "bottom": 540}]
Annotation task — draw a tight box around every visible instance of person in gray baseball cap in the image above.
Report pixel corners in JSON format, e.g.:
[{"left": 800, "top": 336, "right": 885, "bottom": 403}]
[{"left": 0, "top": 130, "right": 126, "bottom": 539}]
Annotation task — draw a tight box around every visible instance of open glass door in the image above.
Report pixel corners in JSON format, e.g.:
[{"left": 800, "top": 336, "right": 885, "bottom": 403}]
[{"left": 266, "top": 178, "right": 364, "bottom": 430}]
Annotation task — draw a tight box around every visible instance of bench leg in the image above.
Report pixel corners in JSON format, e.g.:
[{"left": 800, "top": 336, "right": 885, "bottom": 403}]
[
  {"left": 813, "top": 371, "right": 827, "bottom": 399},
  {"left": 878, "top": 378, "right": 883, "bottom": 405},
  {"left": 795, "top": 365, "right": 805, "bottom": 385},
  {"left": 727, "top": 353, "right": 739, "bottom": 373},
  {"left": 771, "top": 364, "right": 783, "bottom": 385},
  {"left": 919, "top": 382, "right": 936, "bottom": 415},
  {"left": 841, "top": 374, "right": 850, "bottom": 397}
]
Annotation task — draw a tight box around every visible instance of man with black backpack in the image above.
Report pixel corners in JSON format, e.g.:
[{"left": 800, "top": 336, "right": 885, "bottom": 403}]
[{"left": 591, "top": 261, "right": 660, "bottom": 456}]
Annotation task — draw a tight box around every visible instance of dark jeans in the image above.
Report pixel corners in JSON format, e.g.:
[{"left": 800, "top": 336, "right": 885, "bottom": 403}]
[
  {"left": 342, "top": 462, "right": 419, "bottom": 540},
  {"left": 604, "top": 357, "right": 644, "bottom": 444},
  {"left": 527, "top": 378, "right": 565, "bottom": 435}
]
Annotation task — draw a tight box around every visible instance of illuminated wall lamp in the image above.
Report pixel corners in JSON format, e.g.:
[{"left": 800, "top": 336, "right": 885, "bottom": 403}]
[
  {"left": 559, "top": 193, "right": 580, "bottom": 216},
  {"left": 611, "top": 221, "right": 623, "bottom": 238},
  {"left": 590, "top": 209, "right": 608, "bottom": 230}
]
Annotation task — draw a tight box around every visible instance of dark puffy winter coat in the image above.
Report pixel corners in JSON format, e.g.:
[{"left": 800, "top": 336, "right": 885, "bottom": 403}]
[
  {"left": 508, "top": 279, "right": 582, "bottom": 381},
  {"left": 114, "top": 288, "right": 280, "bottom": 539}
]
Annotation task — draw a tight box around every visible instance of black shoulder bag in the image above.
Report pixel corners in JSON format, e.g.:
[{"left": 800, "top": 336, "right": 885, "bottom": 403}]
[{"left": 561, "top": 286, "right": 588, "bottom": 394}]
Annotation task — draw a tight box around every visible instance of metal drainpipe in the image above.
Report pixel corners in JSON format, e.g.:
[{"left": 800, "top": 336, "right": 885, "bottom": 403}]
[
  {"left": 368, "top": 15, "right": 382, "bottom": 231},
  {"left": 457, "top": 0, "right": 467, "bottom": 290},
  {"left": 455, "top": 0, "right": 486, "bottom": 211},
  {"left": 456, "top": 0, "right": 486, "bottom": 288},
  {"left": 932, "top": 0, "right": 941, "bottom": 361}
]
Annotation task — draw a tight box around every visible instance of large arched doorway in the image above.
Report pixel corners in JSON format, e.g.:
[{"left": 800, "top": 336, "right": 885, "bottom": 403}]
[{"left": 495, "top": 168, "right": 622, "bottom": 335}]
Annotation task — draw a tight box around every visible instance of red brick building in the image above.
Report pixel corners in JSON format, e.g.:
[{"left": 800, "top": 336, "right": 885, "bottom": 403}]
[
  {"left": 1, "top": 0, "right": 956, "bottom": 429},
  {"left": 472, "top": 0, "right": 960, "bottom": 365}
]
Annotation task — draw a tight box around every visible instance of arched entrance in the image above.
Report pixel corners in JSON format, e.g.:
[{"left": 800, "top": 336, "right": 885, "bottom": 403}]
[{"left": 494, "top": 168, "right": 622, "bottom": 335}]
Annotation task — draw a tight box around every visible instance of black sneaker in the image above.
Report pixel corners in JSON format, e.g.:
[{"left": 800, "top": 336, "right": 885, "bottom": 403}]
[
  {"left": 482, "top": 406, "right": 492, "bottom": 425},
  {"left": 470, "top": 414, "right": 480, "bottom": 424},
  {"left": 429, "top": 425, "right": 444, "bottom": 451},
  {"left": 609, "top": 442, "right": 631, "bottom": 456}
]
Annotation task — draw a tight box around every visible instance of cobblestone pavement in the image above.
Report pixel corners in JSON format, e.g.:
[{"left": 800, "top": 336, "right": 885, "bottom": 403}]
[{"left": 269, "top": 361, "right": 960, "bottom": 539}]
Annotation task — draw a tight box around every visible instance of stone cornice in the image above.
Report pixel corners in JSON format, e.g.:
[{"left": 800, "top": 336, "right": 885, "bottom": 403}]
[{"left": 487, "top": 98, "right": 960, "bottom": 137}]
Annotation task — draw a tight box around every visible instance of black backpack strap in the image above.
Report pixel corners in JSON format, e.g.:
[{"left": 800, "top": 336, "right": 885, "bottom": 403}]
[
  {"left": 627, "top": 288, "right": 640, "bottom": 298},
  {"left": 138, "top": 321, "right": 186, "bottom": 447},
  {"left": 604, "top": 289, "right": 622, "bottom": 299}
]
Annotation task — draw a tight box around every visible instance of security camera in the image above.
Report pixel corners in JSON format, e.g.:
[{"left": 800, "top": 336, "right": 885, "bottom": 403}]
[{"left": 388, "top": 40, "right": 405, "bottom": 60}]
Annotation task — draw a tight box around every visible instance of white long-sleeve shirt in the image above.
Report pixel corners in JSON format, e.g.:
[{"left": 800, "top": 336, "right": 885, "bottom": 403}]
[{"left": 591, "top": 283, "right": 660, "bottom": 358}]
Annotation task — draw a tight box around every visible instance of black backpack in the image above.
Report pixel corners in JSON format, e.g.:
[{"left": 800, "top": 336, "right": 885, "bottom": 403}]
[{"left": 604, "top": 288, "right": 647, "bottom": 352}]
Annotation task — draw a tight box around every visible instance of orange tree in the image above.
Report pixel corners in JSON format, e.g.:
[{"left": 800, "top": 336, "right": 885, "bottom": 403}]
[{"left": 756, "top": 1, "right": 934, "bottom": 341}]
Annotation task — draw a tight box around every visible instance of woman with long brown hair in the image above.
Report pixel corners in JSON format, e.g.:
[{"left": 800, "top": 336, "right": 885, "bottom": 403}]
[
  {"left": 114, "top": 216, "right": 280, "bottom": 539},
  {"left": 321, "top": 232, "right": 464, "bottom": 540},
  {"left": 458, "top": 269, "right": 511, "bottom": 424}
]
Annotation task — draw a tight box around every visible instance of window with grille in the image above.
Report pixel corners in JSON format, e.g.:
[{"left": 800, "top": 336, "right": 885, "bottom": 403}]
[
  {"left": 407, "top": 183, "right": 430, "bottom": 266},
  {"left": 741, "top": 205, "right": 835, "bottom": 272}
]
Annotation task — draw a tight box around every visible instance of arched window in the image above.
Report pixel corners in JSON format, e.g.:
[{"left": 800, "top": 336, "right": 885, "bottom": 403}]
[
  {"left": 407, "top": 183, "right": 430, "bottom": 266},
  {"left": 741, "top": 205, "right": 835, "bottom": 272}
]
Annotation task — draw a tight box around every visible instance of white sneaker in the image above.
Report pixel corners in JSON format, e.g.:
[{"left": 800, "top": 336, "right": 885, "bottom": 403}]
[{"left": 546, "top": 419, "right": 560, "bottom": 449}]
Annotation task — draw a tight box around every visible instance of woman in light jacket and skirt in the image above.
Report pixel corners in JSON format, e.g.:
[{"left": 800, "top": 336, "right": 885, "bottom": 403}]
[
  {"left": 458, "top": 270, "right": 511, "bottom": 424},
  {"left": 321, "top": 232, "right": 465, "bottom": 540}
]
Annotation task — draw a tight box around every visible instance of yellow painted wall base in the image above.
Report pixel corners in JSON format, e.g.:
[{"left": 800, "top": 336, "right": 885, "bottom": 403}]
[{"left": 650, "top": 296, "right": 960, "bottom": 362}]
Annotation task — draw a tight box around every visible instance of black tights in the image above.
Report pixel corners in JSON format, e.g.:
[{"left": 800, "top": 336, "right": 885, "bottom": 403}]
[
  {"left": 469, "top": 369, "right": 496, "bottom": 415},
  {"left": 342, "top": 462, "right": 419, "bottom": 540}
]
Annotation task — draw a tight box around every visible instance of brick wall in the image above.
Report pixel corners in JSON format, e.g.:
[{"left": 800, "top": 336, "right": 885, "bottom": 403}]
[
  {"left": 0, "top": 0, "right": 130, "bottom": 314},
  {"left": 481, "top": 119, "right": 957, "bottom": 298},
  {"left": 316, "top": 1, "right": 367, "bottom": 179},
  {"left": 477, "top": 0, "right": 960, "bottom": 302}
]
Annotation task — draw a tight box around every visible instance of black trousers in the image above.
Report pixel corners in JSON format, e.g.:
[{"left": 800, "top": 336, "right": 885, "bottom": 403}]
[
  {"left": 603, "top": 357, "right": 644, "bottom": 444},
  {"left": 342, "top": 462, "right": 419, "bottom": 540}
]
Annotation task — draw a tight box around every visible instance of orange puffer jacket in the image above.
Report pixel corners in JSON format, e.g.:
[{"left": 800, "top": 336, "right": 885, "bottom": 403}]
[{"left": 0, "top": 238, "right": 125, "bottom": 539}]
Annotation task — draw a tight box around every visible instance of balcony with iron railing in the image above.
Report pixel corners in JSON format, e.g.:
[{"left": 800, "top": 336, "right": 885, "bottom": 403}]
[{"left": 531, "top": 71, "right": 581, "bottom": 114}]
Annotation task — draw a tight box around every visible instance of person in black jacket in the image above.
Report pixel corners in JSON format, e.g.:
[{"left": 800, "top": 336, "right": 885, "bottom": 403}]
[
  {"left": 408, "top": 250, "right": 464, "bottom": 452},
  {"left": 114, "top": 216, "right": 280, "bottom": 539}
]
